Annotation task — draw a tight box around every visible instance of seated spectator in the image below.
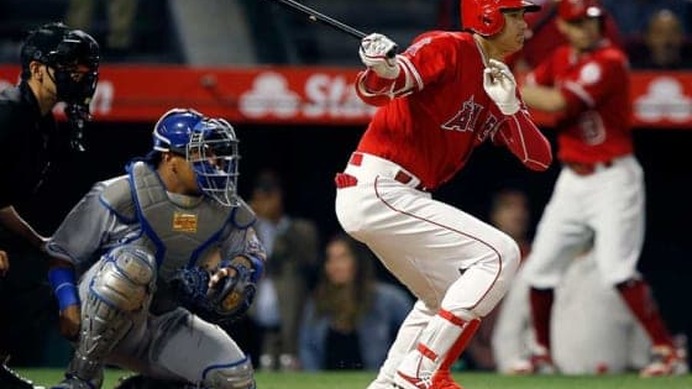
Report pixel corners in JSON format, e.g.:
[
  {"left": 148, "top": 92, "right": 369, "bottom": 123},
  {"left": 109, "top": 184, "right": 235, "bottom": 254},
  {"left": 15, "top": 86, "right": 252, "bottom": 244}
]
[
  {"left": 298, "top": 233, "right": 413, "bottom": 371},
  {"left": 629, "top": 9, "right": 692, "bottom": 70},
  {"left": 600, "top": 0, "right": 689, "bottom": 37}
]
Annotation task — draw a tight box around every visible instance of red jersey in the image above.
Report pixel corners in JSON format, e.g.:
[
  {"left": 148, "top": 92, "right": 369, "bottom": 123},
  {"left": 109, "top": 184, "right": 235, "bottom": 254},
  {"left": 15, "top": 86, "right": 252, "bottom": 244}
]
[
  {"left": 526, "top": 40, "right": 633, "bottom": 164},
  {"left": 355, "top": 31, "right": 551, "bottom": 190}
]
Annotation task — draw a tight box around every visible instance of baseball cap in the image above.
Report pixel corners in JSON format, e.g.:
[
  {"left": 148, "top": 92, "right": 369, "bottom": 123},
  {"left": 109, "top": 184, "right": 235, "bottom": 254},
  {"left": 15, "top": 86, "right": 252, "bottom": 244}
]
[{"left": 559, "top": 0, "right": 605, "bottom": 22}]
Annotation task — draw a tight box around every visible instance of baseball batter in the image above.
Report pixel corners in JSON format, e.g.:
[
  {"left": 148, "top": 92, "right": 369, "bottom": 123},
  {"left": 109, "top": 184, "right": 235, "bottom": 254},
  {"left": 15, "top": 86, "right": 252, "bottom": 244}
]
[
  {"left": 46, "top": 109, "right": 265, "bottom": 389},
  {"left": 519, "top": 0, "right": 687, "bottom": 377},
  {"left": 334, "top": 1, "right": 553, "bottom": 388}
]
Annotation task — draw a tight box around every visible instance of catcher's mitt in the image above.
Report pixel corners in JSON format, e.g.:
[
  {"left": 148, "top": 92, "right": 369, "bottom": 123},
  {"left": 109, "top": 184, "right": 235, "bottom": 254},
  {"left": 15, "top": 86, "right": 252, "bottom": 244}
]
[{"left": 170, "top": 264, "right": 256, "bottom": 324}]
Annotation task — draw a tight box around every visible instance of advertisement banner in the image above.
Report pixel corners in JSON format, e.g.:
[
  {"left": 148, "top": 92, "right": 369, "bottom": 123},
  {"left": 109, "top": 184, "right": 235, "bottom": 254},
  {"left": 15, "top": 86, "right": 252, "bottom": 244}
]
[{"left": 1, "top": 65, "right": 690, "bottom": 128}]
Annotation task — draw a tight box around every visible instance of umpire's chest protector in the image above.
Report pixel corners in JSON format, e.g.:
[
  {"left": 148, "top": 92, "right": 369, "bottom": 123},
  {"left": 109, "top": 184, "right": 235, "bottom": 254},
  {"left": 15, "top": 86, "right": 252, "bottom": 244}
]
[{"left": 101, "top": 161, "right": 254, "bottom": 282}]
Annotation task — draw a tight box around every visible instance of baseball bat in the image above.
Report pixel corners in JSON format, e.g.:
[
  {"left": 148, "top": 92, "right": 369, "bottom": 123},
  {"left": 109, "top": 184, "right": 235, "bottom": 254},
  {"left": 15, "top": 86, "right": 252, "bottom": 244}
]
[{"left": 266, "top": 0, "right": 397, "bottom": 58}]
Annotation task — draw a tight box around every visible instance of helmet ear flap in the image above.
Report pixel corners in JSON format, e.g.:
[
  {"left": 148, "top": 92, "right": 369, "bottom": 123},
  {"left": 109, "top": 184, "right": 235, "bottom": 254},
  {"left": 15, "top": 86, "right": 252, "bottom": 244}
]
[
  {"left": 461, "top": 0, "right": 507, "bottom": 36},
  {"left": 481, "top": 2, "right": 505, "bottom": 36},
  {"left": 462, "top": 0, "right": 541, "bottom": 36}
]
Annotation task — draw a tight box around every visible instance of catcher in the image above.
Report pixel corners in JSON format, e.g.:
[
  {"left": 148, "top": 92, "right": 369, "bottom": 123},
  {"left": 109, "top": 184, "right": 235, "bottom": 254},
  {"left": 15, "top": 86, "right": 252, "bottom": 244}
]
[{"left": 45, "top": 108, "right": 265, "bottom": 389}]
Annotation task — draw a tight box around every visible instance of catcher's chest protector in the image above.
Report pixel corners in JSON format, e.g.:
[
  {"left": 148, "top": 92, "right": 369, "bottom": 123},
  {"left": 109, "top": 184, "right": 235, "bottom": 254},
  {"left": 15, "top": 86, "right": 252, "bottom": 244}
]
[{"left": 101, "top": 162, "right": 236, "bottom": 280}]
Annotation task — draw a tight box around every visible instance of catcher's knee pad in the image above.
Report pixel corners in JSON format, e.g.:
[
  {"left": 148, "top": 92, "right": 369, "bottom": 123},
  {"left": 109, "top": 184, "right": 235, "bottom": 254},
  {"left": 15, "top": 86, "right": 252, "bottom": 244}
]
[
  {"left": 91, "top": 244, "right": 157, "bottom": 311},
  {"left": 71, "top": 245, "right": 156, "bottom": 381},
  {"left": 202, "top": 356, "right": 255, "bottom": 389}
]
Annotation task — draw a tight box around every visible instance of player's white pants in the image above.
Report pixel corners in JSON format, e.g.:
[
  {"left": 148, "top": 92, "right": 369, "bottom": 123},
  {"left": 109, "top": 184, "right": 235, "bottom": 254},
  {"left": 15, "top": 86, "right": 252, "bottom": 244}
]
[
  {"left": 335, "top": 153, "right": 520, "bottom": 384},
  {"left": 522, "top": 155, "right": 645, "bottom": 288}
]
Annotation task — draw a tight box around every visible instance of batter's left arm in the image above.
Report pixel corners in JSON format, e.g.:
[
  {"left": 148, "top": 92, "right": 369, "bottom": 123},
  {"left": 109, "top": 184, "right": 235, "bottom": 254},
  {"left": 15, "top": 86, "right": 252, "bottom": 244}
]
[{"left": 493, "top": 110, "right": 553, "bottom": 171}]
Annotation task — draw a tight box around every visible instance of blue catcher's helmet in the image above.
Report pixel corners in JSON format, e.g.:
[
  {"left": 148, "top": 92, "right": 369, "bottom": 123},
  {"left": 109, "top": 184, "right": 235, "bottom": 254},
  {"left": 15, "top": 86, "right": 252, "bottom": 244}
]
[
  {"left": 153, "top": 108, "right": 205, "bottom": 154},
  {"left": 152, "top": 108, "right": 240, "bottom": 207}
]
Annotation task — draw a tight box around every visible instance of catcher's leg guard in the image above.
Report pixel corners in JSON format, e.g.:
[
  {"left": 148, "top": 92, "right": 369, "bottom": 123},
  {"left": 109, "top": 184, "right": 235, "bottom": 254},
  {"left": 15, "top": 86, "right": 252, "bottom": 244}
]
[
  {"left": 67, "top": 245, "right": 156, "bottom": 387},
  {"left": 202, "top": 356, "right": 255, "bottom": 389}
]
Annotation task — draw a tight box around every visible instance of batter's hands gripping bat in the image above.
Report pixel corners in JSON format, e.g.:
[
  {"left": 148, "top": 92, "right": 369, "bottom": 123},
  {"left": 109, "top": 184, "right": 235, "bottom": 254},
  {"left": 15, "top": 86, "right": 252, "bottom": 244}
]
[{"left": 265, "top": 0, "right": 397, "bottom": 59}]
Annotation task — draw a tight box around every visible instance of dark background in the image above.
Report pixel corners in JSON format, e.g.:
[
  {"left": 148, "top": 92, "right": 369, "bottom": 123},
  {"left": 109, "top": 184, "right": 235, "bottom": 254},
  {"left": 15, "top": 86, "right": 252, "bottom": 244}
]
[{"left": 5, "top": 121, "right": 692, "bottom": 366}]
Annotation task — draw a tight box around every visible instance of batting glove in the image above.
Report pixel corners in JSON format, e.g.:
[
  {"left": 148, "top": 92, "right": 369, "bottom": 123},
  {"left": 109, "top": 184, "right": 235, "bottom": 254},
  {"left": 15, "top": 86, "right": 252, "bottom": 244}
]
[
  {"left": 359, "top": 33, "right": 399, "bottom": 79},
  {"left": 483, "top": 59, "right": 520, "bottom": 115}
]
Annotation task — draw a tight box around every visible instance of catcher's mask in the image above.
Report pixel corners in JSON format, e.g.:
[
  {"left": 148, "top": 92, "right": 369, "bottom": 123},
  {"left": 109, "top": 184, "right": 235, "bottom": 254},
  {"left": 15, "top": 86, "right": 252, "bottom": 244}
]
[
  {"left": 187, "top": 118, "right": 240, "bottom": 207},
  {"left": 21, "top": 22, "right": 100, "bottom": 150},
  {"left": 153, "top": 108, "right": 240, "bottom": 207}
]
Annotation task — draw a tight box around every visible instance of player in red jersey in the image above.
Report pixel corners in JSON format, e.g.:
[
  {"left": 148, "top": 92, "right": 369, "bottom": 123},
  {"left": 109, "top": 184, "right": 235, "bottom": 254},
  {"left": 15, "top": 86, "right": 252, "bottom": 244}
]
[
  {"left": 519, "top": 0, "right": 688, "bottom": 377},
  {"left": 334, "top": 1, "right": 552, "bottom": 388}
]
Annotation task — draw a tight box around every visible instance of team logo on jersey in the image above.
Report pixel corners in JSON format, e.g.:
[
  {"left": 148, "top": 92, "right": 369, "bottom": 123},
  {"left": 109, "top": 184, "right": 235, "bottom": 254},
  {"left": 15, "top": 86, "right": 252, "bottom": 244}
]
[
  {"left": 579, "top": 62, "right": 602, "bottom": 85},
  {"left": 172, "top": 212, "right": 198, "bottom": 233},
  {"left": 441, "top": 95, "right": 483, "bottom": 133}
]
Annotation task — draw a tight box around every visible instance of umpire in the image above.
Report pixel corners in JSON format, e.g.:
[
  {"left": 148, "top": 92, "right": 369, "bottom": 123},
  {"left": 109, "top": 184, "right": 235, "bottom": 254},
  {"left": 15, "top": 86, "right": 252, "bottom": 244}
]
[{"left": 0, "top": 22, "right": 99, "bottom": 388}]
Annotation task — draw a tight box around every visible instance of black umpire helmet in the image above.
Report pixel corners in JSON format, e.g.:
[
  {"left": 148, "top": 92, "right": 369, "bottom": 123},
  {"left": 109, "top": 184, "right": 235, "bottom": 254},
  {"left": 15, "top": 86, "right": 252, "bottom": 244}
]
[{"left": 20, "top": 22, "right": 100, "bottom": 106}]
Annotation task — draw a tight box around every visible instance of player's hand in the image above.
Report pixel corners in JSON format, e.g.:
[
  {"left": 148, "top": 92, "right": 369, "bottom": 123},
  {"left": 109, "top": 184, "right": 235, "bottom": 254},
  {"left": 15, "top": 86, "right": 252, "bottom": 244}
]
[
  {"left": 0, "top": 250, "right": 8, "bottom": 277},
  {"left": 208, "top": 255, "right": 250, "bottom": 291},
  {"left": 483, "top": 59, "right": 520, "bottom": 115},
  {"left": 59, "top": 304, "right": 81, "bottom": 341},
  {"left": 359, "top": 33, "right": 399, "bottom": 79},
  {"left": 208, "top": 266, "right": 234, "bottom": 291}
]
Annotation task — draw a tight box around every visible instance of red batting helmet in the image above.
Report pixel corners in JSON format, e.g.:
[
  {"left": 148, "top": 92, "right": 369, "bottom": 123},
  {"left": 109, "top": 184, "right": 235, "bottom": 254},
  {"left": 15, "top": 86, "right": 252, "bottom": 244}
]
[
  {"left": 462, "top": 0, "right": 541, "bottom": 36},
  {"left": 558, "top": 0, "right": 605, "bottom": 22}
]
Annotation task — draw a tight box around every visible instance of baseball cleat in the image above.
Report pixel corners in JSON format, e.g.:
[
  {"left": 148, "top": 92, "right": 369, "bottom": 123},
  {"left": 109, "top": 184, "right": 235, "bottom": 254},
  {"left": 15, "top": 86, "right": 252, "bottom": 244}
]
[
  {"left": 527, "top": 352, "right": 557, "bottom": 375},
  {"left": 392, "top": 370, "right": 463, "bottom": 389},
  {"left": 640, "top": 345, "right": 689, "bottom": 377}
]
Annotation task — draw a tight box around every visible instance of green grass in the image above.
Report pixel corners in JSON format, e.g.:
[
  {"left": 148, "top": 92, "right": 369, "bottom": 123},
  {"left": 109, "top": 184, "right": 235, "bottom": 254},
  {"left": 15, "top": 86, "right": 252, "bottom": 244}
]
[{"left": 17, "top": 369, "right": 692, "bottom": 389}]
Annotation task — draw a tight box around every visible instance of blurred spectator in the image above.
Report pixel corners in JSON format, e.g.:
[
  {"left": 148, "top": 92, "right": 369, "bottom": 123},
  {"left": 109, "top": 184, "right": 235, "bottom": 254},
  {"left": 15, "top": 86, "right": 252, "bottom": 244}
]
[
  {"left": 66, "top": 0, "right": 139, "bottom": 54},
  {"left": 601, "top": 0, "right": 689, "bottom": 37},
  {"left": 629, "top": 9, "right": 692, "bottom": 70},
  {"left": 298, "top": 233, "right": 413, "bottom": 371},
  {"left": 248, "top": 169, "right": 320, "bottom": 371},
  {"left": 462, "top": 187, "right": 532, "bottom": 371}
]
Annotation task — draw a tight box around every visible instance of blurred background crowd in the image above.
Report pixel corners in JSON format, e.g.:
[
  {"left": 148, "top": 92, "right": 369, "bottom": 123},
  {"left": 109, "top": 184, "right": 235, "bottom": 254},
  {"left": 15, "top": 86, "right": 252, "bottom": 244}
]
[
  {"left": 0, "top": 0, "right": 690, "bottom": 67},
  {"left": 0, "top": 0, "right": 691, "bottom": 378}
]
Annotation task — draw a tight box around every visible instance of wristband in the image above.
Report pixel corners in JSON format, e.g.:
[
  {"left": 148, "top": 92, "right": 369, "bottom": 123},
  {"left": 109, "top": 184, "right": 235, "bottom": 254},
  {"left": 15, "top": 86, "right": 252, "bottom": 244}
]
[{"left": 48, "top": 267, "right": 80, "bottom": 311}]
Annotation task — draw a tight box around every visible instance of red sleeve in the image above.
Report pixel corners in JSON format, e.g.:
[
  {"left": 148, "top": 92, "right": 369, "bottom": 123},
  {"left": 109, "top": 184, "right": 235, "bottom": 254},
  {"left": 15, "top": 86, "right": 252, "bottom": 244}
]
[
  {"left": 354, "top": 31, "right": 461, "bottom": 106},
  {"left": 493, "top": 110, "right": 553, "bottom": 171},
  {"left": 355, "top": 69, "right": 407, "bottom": 106},
  {"left": 401, "top": 31, "right": 458, "bottom": 89}
]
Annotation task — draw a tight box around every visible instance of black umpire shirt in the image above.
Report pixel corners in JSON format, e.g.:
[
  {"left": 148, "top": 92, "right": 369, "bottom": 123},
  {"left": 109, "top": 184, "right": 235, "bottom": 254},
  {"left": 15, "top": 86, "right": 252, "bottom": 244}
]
[{"left": 0, "top": 81, "right": 67, "bottom": 210}]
